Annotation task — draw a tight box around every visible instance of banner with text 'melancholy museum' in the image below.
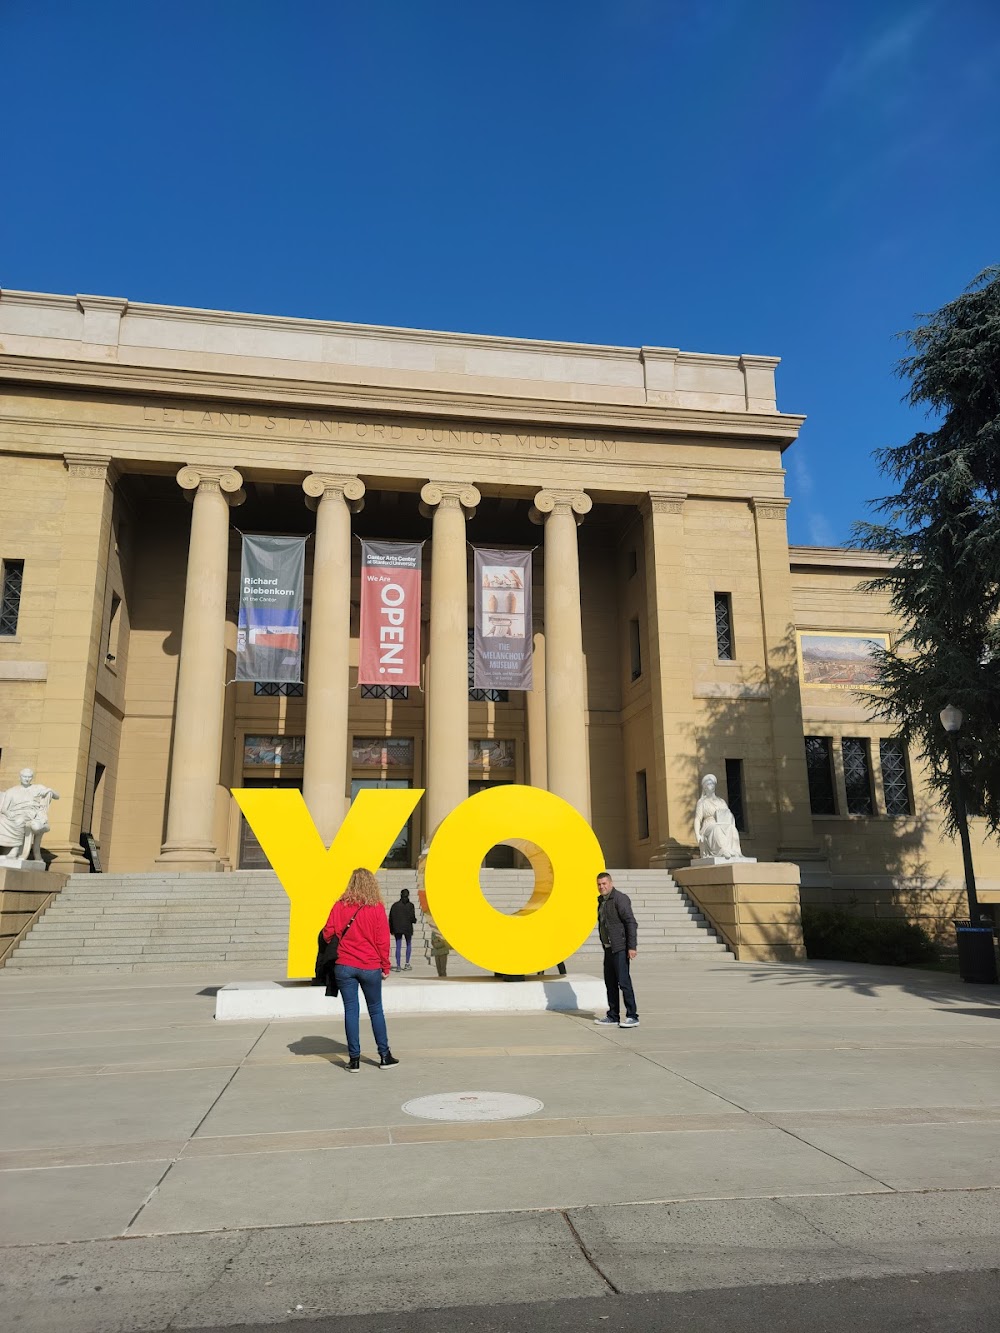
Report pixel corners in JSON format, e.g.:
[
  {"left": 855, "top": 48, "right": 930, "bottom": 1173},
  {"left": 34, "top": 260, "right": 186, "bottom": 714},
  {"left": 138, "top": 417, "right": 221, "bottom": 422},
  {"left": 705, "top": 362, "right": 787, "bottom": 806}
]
[
  {"left": 236, "top": 535, "right": 307, "bottom": 683},
  {"left": 358, "top": 540, "right": 423, "bottom": 687},
  {"left": 473, "top": 547, "right": 533, "bottom": 691}
]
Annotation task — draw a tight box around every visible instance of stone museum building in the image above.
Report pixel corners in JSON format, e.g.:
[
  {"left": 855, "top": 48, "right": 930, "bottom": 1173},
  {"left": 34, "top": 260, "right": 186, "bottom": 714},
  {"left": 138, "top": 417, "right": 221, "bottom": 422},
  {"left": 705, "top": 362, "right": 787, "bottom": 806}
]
[{"left": 0, "top": 289, "right": 996, "bottom": 963}]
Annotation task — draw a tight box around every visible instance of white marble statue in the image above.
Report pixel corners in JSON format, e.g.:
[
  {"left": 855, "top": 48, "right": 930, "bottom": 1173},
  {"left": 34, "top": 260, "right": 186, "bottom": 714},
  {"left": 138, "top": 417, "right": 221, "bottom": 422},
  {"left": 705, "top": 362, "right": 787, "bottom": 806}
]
[
  {"left": 0, "top": 769, "right": 59, "bottom": 865},
  {"left": 693, "top": 774, "right": 754, "bottom": 865}
]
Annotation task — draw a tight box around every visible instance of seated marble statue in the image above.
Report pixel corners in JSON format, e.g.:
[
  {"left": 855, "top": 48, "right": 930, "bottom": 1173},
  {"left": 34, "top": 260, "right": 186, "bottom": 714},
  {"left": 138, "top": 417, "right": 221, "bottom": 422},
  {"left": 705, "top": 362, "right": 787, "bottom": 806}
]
[
  {"left": 693, "top": 774, "right": 744, "bottom": 861},
  {"left": 0, "top": 769, "right": 59, "bottom": 862}
]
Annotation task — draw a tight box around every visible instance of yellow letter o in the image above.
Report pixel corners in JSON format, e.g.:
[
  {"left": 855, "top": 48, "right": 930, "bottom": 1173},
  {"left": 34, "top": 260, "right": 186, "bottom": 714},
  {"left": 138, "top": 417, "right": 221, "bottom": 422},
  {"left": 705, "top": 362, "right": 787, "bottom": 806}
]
[{"left": 423, "top": 785, "right": 605, "bottom": 974}]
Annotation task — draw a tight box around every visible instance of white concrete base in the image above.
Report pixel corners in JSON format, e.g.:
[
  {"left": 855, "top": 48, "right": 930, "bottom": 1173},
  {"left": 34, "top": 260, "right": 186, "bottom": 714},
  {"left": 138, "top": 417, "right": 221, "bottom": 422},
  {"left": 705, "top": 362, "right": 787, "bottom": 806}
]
[
  {"left": 690, "top": 856, "right": 757, "bottom": 868},
  {"left": 215, "top": 974, "right": 605, "bottom": 1022},
  {"left": 0, "top": 856, "right": 45, "bottom": 872}
]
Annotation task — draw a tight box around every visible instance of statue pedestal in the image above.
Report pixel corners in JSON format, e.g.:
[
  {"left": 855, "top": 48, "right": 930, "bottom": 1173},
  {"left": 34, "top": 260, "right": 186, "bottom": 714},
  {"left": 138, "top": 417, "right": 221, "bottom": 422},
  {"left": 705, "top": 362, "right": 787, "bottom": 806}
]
[
  {"left": 690, "top": 855, "right": 757, "bottom": 868},
  {"left": 0, "top": 865, "right": 69, "bottom": 963},
  {"left": 674, "top": 861, "right": 805, "bottom": 963}
]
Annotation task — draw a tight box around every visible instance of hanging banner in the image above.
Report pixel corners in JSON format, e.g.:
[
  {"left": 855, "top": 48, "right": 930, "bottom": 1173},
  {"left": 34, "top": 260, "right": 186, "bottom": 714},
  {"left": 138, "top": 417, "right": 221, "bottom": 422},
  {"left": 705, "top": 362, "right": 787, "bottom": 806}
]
[
  {"left": 236, "top": 535, "right": 306, "bottom": 683},
  {"left": 359, "top": 540, "right": 423, "bottom": 687},
  {"left": 474, "top": 548, "right": 533, "bottom": 690}
]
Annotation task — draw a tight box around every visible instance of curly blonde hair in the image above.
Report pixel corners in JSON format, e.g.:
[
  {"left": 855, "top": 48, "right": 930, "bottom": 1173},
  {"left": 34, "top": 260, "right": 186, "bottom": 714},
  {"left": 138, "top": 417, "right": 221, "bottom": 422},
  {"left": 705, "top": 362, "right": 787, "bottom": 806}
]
[{"left": 341, "top": 867, "right": 384, "bottom": 907}]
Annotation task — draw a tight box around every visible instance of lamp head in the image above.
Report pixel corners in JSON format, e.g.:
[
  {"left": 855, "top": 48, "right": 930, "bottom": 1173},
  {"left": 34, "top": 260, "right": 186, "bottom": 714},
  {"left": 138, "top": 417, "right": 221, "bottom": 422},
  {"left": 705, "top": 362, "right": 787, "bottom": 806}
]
[{"left": 940, "top": 703, "right": 963, "bottom": 734}]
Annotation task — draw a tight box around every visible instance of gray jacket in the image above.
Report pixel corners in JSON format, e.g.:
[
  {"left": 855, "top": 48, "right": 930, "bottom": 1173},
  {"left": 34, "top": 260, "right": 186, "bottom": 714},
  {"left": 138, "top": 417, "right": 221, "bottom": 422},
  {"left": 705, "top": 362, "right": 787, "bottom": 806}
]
[{"left": 597, "top": 888, "right": 638, "bottom": 953}]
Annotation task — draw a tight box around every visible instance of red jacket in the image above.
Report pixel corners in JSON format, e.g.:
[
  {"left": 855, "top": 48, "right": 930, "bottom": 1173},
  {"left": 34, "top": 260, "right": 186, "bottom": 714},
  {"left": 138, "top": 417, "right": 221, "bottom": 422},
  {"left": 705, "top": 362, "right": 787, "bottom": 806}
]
[{"left": 322, "top": 900, "right": 391, "bottom": 974}]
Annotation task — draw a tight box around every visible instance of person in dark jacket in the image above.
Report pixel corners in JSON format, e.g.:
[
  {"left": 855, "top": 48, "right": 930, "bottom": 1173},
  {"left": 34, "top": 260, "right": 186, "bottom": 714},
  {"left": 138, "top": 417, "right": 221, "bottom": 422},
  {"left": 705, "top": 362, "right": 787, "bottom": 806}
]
[
  {"left": 388, "top": 888, "right": 417, "bottom": 971},
  {"left": 593, "top": 871, "right": 639, "bottom": 1029}
]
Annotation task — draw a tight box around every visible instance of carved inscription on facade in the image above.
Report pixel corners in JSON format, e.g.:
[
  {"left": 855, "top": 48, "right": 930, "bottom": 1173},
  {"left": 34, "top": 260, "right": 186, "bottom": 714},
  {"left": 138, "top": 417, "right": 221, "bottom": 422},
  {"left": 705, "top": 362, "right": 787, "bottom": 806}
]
[{"left": 139, "top": 407, "right": 617, "bottom": 457}]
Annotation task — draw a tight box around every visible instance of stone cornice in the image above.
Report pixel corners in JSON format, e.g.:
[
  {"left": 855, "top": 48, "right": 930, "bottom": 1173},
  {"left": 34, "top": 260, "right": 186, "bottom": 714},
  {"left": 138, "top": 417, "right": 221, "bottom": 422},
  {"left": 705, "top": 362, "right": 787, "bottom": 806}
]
[
  {"left": 750, "top": 497, "right": 791, "bottom": 521},
  {"left": 643, "top": 491, "right": 687, "bottom": 516},
  {"left": 0, "top": 353, "right": 805, "bottom": 444},
  {"left": 789, "top": 544, "right": 897, "bottom": 571}
]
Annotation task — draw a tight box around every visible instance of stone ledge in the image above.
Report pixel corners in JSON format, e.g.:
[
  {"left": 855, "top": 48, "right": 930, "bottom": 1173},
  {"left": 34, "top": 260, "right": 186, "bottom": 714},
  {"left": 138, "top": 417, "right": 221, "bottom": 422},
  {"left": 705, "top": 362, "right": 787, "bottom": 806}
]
[{"left": 216, "top": 974, "right": 605, "bottom": 1022}]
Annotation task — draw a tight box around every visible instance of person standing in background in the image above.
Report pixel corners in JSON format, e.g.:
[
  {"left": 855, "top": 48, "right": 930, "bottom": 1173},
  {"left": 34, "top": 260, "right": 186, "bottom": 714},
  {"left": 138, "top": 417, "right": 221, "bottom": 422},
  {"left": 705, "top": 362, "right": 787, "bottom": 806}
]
[
  {"left": 388, "top": 887, "right": 416, "bottom": 971},
  {"left": 322, "top": 868, "right": 399, "bottom": 1070},
  {"left": 593, "top": 871, "right": 639, "bottom": 1029}
]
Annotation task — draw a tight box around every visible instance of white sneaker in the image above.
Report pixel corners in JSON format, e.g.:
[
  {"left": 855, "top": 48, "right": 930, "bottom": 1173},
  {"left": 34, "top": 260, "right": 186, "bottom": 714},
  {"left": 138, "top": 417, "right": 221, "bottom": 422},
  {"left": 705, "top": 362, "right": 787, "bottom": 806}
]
[
  {"left": 594, "top": 1016, "right": 618, "bottom": 1026},
  {"left": 618, "top": 1017, "right": 640, "bottom": 1029}
]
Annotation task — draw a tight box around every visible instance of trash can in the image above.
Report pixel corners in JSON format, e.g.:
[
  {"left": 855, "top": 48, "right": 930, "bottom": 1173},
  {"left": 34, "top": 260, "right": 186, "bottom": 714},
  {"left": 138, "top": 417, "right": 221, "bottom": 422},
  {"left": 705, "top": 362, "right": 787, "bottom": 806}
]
[{"left": 953, "top": 919, "right": 999, "bottom": 984}]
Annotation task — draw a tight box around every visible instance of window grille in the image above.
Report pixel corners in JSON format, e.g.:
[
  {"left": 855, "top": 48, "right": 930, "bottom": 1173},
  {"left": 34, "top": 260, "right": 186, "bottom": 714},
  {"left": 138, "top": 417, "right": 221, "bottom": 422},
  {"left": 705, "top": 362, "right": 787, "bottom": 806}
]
[
  {"left": 468, "top": 629, "right": 508, "bottom": 702},
  {"left": 804, "top": 737, "right": 836, "bottom": 815},
  {"left": 714, "top": 592, "right": 734, "bottom": 660},
  {"left": 842, "top": 737, "right": 874, "bottom": 815},
  {"left": 879, "top": 739, "right": 912, "bottom": 816},
  {"left": 361, "top": 684, "right": 409, "bottom": 700},
  {"left": 253, "top": 682, "right": 304, "bottom": 697},
  {"left": 0, "top": 559, "right": 24, "bottom": 636},
  {"left": 725, "top": 758, "right": 747, "bottom": 831}
]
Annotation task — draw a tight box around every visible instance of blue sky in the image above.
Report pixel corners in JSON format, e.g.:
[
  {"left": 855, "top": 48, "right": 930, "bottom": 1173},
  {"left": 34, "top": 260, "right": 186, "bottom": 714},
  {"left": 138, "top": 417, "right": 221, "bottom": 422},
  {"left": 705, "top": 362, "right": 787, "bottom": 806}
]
[{"left": 2, "top": 1, "right": 998, "bottom": 546}]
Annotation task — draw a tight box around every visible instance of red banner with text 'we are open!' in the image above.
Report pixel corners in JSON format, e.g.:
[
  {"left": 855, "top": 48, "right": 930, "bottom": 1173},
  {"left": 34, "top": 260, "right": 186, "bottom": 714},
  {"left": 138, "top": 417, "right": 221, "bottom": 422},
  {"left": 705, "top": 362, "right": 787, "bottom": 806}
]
[{"left": 358, "top": 541, "right": 423, "bottom": 687}]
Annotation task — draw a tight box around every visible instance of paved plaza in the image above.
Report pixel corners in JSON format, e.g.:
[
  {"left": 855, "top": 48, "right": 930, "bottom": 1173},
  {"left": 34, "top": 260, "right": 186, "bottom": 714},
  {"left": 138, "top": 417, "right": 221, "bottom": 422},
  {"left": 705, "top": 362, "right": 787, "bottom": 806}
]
[{"left": 1, "top": 952, "right": 1000, "bottom": 1330}]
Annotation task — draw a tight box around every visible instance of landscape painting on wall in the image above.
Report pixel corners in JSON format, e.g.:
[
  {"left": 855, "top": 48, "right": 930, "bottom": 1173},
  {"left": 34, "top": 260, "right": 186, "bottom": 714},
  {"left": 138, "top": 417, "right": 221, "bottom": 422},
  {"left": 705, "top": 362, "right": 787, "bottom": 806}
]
[{"left": 797, "top": 632, "right": 890, "bottom": 688}]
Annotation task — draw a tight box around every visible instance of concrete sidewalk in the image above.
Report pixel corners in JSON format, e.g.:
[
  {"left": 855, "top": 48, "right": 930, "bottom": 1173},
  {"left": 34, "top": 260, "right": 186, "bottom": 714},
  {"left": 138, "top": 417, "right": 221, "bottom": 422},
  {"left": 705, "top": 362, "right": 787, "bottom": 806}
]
[{"left": 1, "top": 952, "right": 999, "bottom": 1330}]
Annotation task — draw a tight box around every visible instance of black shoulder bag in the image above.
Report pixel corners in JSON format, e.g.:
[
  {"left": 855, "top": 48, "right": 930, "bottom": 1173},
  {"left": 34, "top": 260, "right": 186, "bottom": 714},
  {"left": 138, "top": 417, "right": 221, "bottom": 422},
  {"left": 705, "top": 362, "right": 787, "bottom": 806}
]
[{"left": 314, "top": 909, "right": 362, "bottom": 997}]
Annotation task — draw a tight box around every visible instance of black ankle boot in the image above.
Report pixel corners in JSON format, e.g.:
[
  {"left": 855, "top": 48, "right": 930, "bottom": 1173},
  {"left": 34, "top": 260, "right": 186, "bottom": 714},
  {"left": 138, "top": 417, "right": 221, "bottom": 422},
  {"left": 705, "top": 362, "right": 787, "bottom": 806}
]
[
  {"left": 379, "top": 1051, "right": 400, "bottom": 1068},
  {"left": 347, "top": 1056, "right": 360, "bottom": 1071}
]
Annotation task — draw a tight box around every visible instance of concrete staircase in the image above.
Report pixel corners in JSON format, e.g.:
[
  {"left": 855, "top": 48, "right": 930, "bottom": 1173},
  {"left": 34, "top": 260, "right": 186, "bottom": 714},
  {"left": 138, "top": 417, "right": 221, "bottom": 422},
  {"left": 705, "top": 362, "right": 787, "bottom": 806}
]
[{"left": 3, "top": 868, "right": 731, "bottom": 973}]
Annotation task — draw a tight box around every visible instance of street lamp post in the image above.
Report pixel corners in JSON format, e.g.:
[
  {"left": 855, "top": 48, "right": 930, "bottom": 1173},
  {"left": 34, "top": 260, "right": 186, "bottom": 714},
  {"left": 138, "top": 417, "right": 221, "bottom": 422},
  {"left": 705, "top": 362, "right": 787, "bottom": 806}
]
[{"left": 939, "top": 704, "right": 981, "bottom": 922}]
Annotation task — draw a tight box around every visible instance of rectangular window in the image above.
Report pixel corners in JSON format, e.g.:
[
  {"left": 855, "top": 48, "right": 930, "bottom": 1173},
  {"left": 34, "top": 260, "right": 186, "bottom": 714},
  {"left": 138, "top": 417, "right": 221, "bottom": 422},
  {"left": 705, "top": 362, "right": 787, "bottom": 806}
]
[
  {"left": 725, "top": 758, "right": 747, "bottom": 831},
  {"left": 106, "top": 593, "right": 122, "bottom": 665},
  {"left": 879, "top": 738, "right": 912, "bottom": 816},
  {"left": 635, "top": 770, "right": 649, "bottom": 840},
  {"left": 626, "top": 548, "right": 638, "bottom": 578},
  {"left": 804, "top": 736, "right": 837, "bottom": 815},
  {"left": 628, "top": 618, "right": 642, "bottom": 681},
  {"left": 1, "top": 559, "right": 24, "bottom": 637},
  {"left": 254, "top": 682, "right": 304, "bottom": 697},
  {"left": 842, "top": 737, "right": 874, "bottom": 815},
  {"left": 714, "top": 592, "right": 734, "bottom": 660},
  {"left": 361, "top": 684, "right": 409, "bottom": 700}
]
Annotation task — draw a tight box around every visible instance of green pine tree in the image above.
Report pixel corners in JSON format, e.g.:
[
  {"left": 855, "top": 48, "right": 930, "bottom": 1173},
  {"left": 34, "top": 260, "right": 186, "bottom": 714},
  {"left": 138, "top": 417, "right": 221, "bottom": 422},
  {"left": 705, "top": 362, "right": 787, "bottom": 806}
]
[{"left": 854, "top": 266, "right": 1000, "bottom": 837}]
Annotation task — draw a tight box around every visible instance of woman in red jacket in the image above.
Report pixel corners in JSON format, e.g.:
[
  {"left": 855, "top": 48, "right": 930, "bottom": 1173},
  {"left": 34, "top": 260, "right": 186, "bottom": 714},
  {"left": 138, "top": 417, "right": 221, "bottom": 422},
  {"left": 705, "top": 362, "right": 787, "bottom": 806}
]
[{"left": 322, "top": 867, "right": 399, "bottom": 1071}]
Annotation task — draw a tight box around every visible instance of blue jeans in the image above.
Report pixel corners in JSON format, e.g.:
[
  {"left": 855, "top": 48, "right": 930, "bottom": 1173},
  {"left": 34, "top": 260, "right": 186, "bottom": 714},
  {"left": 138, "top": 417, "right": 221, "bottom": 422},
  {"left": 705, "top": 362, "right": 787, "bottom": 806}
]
[
  {"left": 394, "top": 935, "right": 412, "bottom": 967},
  {"left": 334, "top": 965, "right": 390, "bottom": 1060},
  {"left": 603, "top": 948, "right": 638, "bottom": 1021}
]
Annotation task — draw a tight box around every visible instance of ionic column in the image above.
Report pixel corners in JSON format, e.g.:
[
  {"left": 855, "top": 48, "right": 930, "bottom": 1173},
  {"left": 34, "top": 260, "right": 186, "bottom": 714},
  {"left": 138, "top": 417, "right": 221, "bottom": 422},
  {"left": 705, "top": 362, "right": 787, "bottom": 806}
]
[
  {"left": 532, "top": 488, "right": 592, "bottom": 817},
  {"left": 525, "top": 627, "right": 547, "bottom": 788},
  {"left": 301, "top": 474, "right": 366, "bottom": 847},
  {"left": 158, "top": 465, "right": 244, "bottom": 870},
  {"left": 420, "top": 480, "right": 480, "bottom": 837}
]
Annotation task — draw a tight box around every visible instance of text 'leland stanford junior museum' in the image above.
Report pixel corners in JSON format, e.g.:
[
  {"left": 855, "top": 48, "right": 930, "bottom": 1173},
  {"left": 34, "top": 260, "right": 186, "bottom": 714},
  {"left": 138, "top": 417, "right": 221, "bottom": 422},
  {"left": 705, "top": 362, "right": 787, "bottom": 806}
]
[{"left": 0, "top": 290, "right": 997, "bottom": 945}]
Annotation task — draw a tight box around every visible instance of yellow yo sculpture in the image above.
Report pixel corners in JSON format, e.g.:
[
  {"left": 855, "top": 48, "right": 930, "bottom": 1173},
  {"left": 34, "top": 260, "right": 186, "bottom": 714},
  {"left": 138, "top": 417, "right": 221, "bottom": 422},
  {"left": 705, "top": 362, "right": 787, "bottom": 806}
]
[{"left": 232, "top": 783, "right": 604, "bottom": 978}]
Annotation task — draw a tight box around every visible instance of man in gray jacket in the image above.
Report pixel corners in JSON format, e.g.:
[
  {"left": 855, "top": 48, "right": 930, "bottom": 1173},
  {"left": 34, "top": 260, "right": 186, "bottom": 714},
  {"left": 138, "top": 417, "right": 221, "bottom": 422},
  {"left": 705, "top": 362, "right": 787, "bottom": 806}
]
[{"left": 594, "top": 871, "right": 639, "bottom": 1029}]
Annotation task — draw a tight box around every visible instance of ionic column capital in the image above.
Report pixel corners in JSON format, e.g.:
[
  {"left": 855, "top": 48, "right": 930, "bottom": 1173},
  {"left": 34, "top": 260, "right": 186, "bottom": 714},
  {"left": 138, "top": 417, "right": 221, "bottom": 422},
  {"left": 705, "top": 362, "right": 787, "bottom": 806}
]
[
  {"left": 530, "top": 489, "right": 592, "bottom": 525},
  {"left": 176, "top": 465, "right": 245, "bottom": 506},
  {"left": 420, "top": 480, "right": 480, "bottom": 518},
  {"left": 303, "top": 473, "right": 366, "bottom": 512}
]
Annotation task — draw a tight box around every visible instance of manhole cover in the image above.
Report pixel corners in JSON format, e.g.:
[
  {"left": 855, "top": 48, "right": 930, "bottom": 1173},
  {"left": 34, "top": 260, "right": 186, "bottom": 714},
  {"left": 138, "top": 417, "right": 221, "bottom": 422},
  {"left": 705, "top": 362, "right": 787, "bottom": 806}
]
[{"left": 402, "top": 1091, "right": 544, "bottom": 1122}]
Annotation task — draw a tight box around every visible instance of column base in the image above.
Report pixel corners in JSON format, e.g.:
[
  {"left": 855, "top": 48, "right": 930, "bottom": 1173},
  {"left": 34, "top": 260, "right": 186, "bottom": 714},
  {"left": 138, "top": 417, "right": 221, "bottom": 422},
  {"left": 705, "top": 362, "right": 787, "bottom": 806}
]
[
  {"left": 649, "top": 839, "right": 697, "bottom": 871},
  {"left": 156, "top": 842, "right": 225, "bottom": 873},
  {"left": 44, "top": 842, "right": 92, "bottom": 873}
]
